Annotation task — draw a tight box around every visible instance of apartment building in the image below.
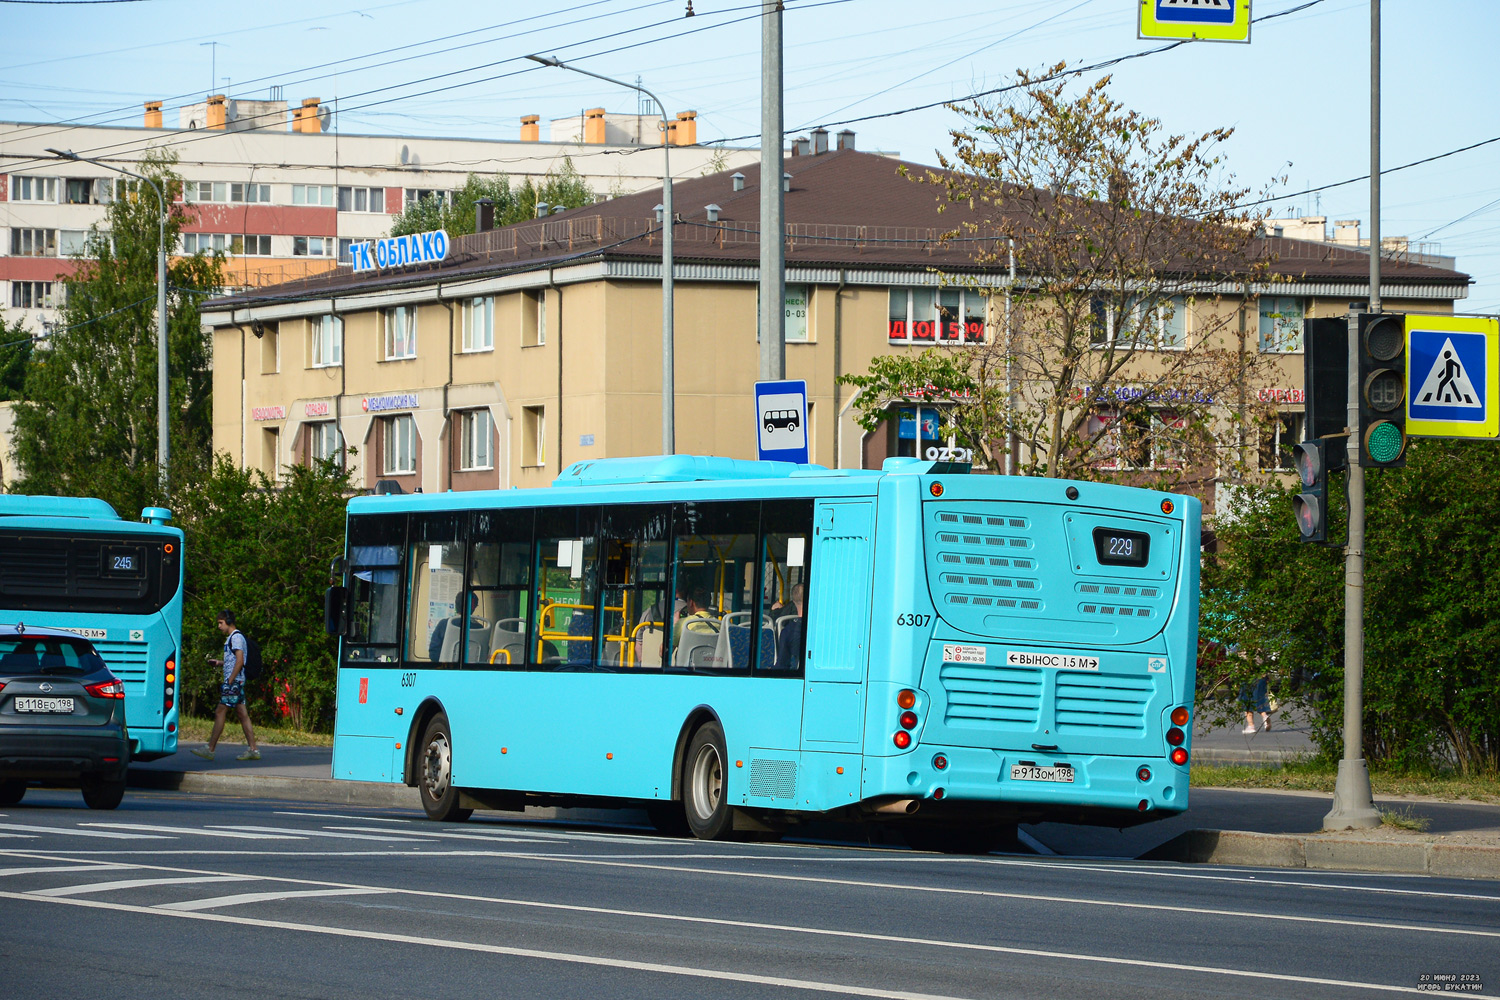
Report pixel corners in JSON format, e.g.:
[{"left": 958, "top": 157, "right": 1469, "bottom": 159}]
[{"left": 0, "top": 94, "right": 753, "bottom": 332}]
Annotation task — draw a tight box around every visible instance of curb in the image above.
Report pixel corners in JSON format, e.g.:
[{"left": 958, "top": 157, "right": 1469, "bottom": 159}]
[
  {"left": 1191, "top": 747, "right": 1311, "bottom": 766},
  {"left": 1142, "top": 829, "right": 1500, "bottom": 879}
]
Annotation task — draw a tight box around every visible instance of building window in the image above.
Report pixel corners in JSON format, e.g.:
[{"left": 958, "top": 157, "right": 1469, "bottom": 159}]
[
  {"left": 292, "top": 184, "right": 336, "bottom": 207},
  {"left": 337, "top": 186, "right": 385, "bottom": 213},
  {"left": 10, "top": 281, "right": 55, "bottom": 309},
  {"left": 1259, "top": 297, "right": 1305, "bottom": 353},
  {"left": 887, "top": 287, "right": 985, "bottom": 344},
  {"left": 310, "top": 315, "right": 343, "bottom": 368},
  {"left": 63, "top": 178, "right": 111, "bottom": 205},
  {"left": 1158, "top": 296, "right": 1188, "bottom": 349},
  {"left": 338, "top": 238, "right": 354, "bottom": 263},
  {"left": 384, "top": 414, "right": 417, "bottom": 474},
  {"left": 1089, "top": 410, "right": 1186, "bottom": 470},
  {"left": 239, "top": 234, "right": 273, "bottom": 256},
  {"left": 231, "top": 182, "right": 271, "bottom": 203},
  {"left": 262, "top": 427, "right": 280, "bottom": 480},
  {"left": 404, "top": 188, "right": 451, "bottom": 206},
  {"left": 10, "top": 229, "right": 58, "bottom": 257},
  {"left": 463, "top": 296, "right": 494, "bottom": 352},
  {"left": 182, "top": 232, "right": 234, "bottom": 254},
  {"left": 785, "top": 285, "right": 810, "bottom": 343},
  {"left": 522, "top": 405, "right": 545, "bottom": 467},
  {"left": 184, "top": 181, "right": 266, "bottom": 204},
  {"left": 521, "top": 290, "right": 545, "bottom": 347},
  {"left": 309, "top": 421, "right": 344, "bottom": 466},
  {"left": 1260, "top": 412, "right": 1305, "bottom": 472},
  {"left": 459, "top": 409, "right": 494, "bottom": 470},
  {"left": 11, "top": 176, "right": 58, "bottom": 203},
  {"left": 384, "top": 306, "right": 416, "bottom": 360},
  {"left": 59, "top": 230, "right": 89, "bottom": 255},
  {"left": 261, "top": 326, "right": 280, "bottom": 375},
  {"left": 293, "top": 236, "right": 334, "bottom": 257}
]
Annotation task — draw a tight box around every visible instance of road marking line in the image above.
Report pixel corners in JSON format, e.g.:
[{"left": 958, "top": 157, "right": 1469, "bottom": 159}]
[
  {"left": 0, "top": 888, "right": 1424, "bottom": 996},
  {"left": 82, "top": 823, "right": 308, "bottom": 840},
  {"left": 157, "top": 887, "right": 387, "bottom": 911},
  {"left": 0, "top": 864, "right": 131, "bottom": 877},
  {"left": 32, "top": 875, "right": 253, "bottom": 896},
  {"left": 206, "top": 825, "right": 425, "bottom": 843},
  {"left": 320, "top": 825, "right": 556, "bottom": 844},
  {"left": 0, "top": 824, "right": 173, "bottom": 840}
]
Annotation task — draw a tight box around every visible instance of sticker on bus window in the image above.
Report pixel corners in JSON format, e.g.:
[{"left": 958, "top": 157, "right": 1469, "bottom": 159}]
[
  {"left": 942, "top": 644, "right": 986, "bottom": 664},
  {"left": 1006, "top": 650, "right": 1099, "bottom": 671},
  {"left": 61, "top": 627, "right": 107, "bottom": 640}
]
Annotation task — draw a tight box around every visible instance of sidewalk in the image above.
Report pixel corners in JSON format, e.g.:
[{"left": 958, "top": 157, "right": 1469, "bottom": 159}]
[
  {"left": 1192, "top": 702, "right": 1316, "bottom": 765},
  {"left": 129, "top": 739, "right": 1500, "bottom": 879}
]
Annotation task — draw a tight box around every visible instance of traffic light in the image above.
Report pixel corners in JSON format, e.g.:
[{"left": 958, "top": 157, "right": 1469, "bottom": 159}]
[
  {"left": 1357, "top": 312, "right": 1407, "bottom": 467},
  {"left": 1293, "top": 439, "right": 1332, "bottom": 543}
]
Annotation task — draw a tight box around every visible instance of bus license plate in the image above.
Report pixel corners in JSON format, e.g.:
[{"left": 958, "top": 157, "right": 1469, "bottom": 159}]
[
  {"left": 1011, "top": 764, "right": 1073, "bottom": 783},
  {"left": 15, "top": 697, "right": 74, "bottom": 714}
]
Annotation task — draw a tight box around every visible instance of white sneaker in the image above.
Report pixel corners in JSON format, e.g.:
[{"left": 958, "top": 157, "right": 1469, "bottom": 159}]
[{"left": 1241, "top": 725, "right": 1258, "bottom": 735}]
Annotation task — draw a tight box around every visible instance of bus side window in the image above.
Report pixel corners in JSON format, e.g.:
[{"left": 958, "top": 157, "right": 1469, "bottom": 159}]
[
  {"left": 761, "top": 499, "right": 813, "bottom": 673},
  {"left": 599, "top": 504, "right": 672, "bottom": 669},
  {"left": 467, "top": 509, "right": 534, "bottom": 668},
  {"left": 406, "top": 514, "right": 465, "bottom": 665},
  {"left": 532, "top": 506, "right": 599, "bottom": 667},
  {"left": 346, "top": 514, "right": 406, "bottom": 663},
  {"left": 672, "top": 500, "right": 760, "bottom": 670}
]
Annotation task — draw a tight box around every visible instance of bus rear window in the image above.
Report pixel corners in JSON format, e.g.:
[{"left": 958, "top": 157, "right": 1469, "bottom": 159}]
[{"left": 0, "top": 530, "right": 180, "bottom": 615}]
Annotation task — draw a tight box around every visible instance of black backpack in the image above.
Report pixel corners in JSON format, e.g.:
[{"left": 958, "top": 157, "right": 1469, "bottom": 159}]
[{"left": 235, "top": 630, "right": 263, "bottom": 682}]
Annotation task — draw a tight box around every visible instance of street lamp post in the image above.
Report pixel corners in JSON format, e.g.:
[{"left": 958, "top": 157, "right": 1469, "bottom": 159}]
[
  {"left": 47, "top": 148, "right": 171, "bottom": 490},
  {"left": 526, "top": 55, "right": 675, "bottom": 455}
]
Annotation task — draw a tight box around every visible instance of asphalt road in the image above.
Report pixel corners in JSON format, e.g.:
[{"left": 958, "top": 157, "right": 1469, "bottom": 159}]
[{"left": 1, "top": 790, "right": 1495, "bottom": 1000}]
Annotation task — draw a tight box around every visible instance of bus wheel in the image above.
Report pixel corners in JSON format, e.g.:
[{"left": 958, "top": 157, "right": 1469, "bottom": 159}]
[
  {"left": 419, "top": 714, "right": 473, "bottom": 823},
  {"left": 683, "top": 721, "right": 732, "bottom": 840},
  {"left": 81, "top": 776, "right": 125, "bottom": 810},
  {"left": 0, "top": 780, "right": 26, "bottom": 806},
  {"left": 644, "top": 801, "right": 690, "bottom": 837}
]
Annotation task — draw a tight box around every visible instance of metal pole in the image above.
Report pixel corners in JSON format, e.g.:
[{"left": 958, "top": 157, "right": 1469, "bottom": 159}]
[
  {"left": 758, "top": 0, "right": 785, "bottom": 381},
  {"left": 1325, "top": 0, "right": 1381, "bottom": 831},
  {"left": 524, "top": 56, "right": 674, "bottom": 454},
  {"left": 1005, "top": 238, "right": 1016, "bottom": 475},
  {"left": 47, "top": 148, "right": 170, "bottom": 491}
]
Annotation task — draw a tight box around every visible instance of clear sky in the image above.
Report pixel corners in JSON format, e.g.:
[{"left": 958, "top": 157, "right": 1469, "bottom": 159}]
[{"left": 4, "top": 0, "right": 1497, "bottom": 310}]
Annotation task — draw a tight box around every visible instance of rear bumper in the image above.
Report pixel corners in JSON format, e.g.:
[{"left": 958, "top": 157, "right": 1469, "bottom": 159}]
[
  {"left": 862, "top": 741, "right": 1189, "bottom": 824},
  {"left": 0, "top": 729, "right": 131, "bottom": 782}
]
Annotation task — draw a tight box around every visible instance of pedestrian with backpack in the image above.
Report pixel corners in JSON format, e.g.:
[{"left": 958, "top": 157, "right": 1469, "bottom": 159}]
[{"left": 191, "top": 610, "right": 260, "bottom": 761}]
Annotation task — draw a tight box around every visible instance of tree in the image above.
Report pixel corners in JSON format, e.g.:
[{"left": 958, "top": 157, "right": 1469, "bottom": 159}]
[
  {"left": 846, "top": 65, "right": 1284, "bottom": 486},
  {"left": 10, "top": 149, "right": 222, "bottom": 513},
  {"left": 0, "top": 318, "right": 31, "bottom": 402},
  {"left": 389, "top": 159, "right": 597, "bottom": 238}
]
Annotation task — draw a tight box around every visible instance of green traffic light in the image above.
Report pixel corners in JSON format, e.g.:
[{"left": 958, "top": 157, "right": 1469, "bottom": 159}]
[{"left": 1365, "top": 420, "right": 1404, "bottom": 464}]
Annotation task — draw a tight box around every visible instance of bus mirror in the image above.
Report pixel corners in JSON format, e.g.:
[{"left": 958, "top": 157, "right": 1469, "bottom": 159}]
[
  {"left": 324, "top": 586, "right": 348, "bottom": 637},
  {"left": 328, "top": 556, "right": 347, "bottom": 583}
]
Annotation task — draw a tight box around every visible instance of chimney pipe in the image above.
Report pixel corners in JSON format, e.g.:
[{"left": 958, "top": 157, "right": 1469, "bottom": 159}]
[
  {"left": 672, "top": 110, "right": 698, "bottom": 146},
  {"left": 836, "top": 129, "right": 855, "bottom": 151},
  {"left": 144, "top": 101, "right": 163, "bottom": 129},
  {"left": 206, "top": 94, "right": 228, "bottom": 130},
  {"left": 475, "top": 197, "right": 495, "bottom": 233},
  {"left": 811, "top": 127, "right": 828, "bottom": 155},
  {"left": 293, "top": 97, "right": 323, "bottom": 133},
  {"left": 731, "top": 172, "right": 745, "bottom": 192},
  {"left": 535, "top": 202, "right": 549, "bottom": 219},
  {"left": 520, "top": 114, "right": 540, "bottom": 142},
  {"left": 705, "top": 203, "right": 721, "bottom": 222},
  {"left": 584, "top": 107, "right": 606, "bottom": 144},
  {"left": 782, "top": 173, "right": 791, "bottom": 193}
]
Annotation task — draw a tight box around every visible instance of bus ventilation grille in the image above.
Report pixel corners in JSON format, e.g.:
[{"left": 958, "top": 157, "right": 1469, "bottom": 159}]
[
  {"left": 1076, "top": 583, "right": 1160, "bottom": 620},
  {"left": 93, "top": 641, "right": 150, "bottom": 691},
  {"left": 1055, "top": 673, "right": 1152, "bottom": 734},
  {"left": 939, "top": 664, "right": 1043, "bottom": 727},
  {"left": 749, "top": 759, "right": 797, "bottom": 800}
]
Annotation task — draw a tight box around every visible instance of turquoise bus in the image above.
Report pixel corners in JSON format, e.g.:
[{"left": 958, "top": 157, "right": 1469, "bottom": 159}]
[
  {"left": 0, "top": 496, "right": 185, "bottom": 761},
  {"left": 326, "top": 456, "right": 1201, "bottom": 849}
]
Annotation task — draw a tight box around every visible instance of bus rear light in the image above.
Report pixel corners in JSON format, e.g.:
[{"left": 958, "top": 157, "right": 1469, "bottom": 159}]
[
  {"left": 932, "top": 754, "right": 948, "bottom": 771},
  {"left": 932, "top": 787, "right": 945, "bottom": 800},
  {"left": 897, "top": 689, "right": 916, "bottom": 709},
  {"left": 1165, "top": 727, "right": 1184, "bottom": 747},
  {"left": 893, "top": 731, "right": 912, "bottom": 749},
  {"left": 86, "top": 679, "right": 125, "bottom": 699},
  {"left": 929, "top": 482, "right": 944, "bottom": 497},
  {"left": 1160, "top": 499, "right": 1175, "bottom": 514},
  {"left": 1170, "top": 706, "right": 1190, "bottom": 727},
  {"left": 1171, "top": 747, "right": 1189, "bottom": 766},
  {"left": 1136, "top": 766, "right": 1151, "bottom": 782},
  {"left": 1138, "top": 799, "right": 1150, "bottom": 812},
  {"left": 167, "top": 722, "right": 175, "bottom": 732},
  {"left": 899, "top": 711, "right": 918, "bottom": 730}
]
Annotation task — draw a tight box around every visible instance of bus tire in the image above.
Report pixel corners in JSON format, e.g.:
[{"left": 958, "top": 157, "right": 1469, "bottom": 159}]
[
  {"left": 0, "top": 780, "right": 25, "bottom": 806},
  {"left": 418, "top": 713, "right": 473, "bottom": 823},
  {"left": 81, "top": 776, "right": 125, "bottom": 810},
  {"left": 645, "top": 801, "right": 690, "bottom": 837},
  {"left": 683, "top": 721, "right": 732, "bottom": 840}
]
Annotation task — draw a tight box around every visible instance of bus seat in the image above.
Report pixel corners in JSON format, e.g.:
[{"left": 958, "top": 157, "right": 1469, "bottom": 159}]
[
  {"left": 775, "top": 616, "right": 804, "bottom": 669},
  {"left": 490, "top": 619, "right": 526, "bottom": 665},
  {"left": 759, "top": 626, "right": 776, "bottom": 670},
  {"left": 566, "top": 611, "right": 595, "bottom": 665},
  {"left": 635, "top": 625, "right": 664, "bottom": 668},
  {"left": 673, "top": 626, "right": 719, "bottom": 668},
  {"left": 437, "top": 618, "right": 465, "bottom": 663}
]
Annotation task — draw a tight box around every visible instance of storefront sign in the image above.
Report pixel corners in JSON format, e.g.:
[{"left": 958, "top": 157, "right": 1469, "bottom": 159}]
[
  {"left": 888, "top": 318, "right": 985, "bottom": 343},
  {"left": 1257, "top": 388, "right": 1307, "bottom": 404},
  {"left": 304, "top": 400, "right": 331, "bottom": 417},
  {"left": 1073, "top": 386, "right": 1216, "bottom": 405},
  {"left": 250, "top": 405, "right": 286, "bottom": 421},
  {"left": 350, "top": 229, "right": 450, "bottom": 273},
  {"left": 362, "top": 393, "right": 419, "bottom": 413}
]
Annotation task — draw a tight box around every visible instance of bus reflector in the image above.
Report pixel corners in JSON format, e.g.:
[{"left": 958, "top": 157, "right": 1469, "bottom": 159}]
[
  {"left": 932, "top": 754, "right": 948, "bottom": 771},
  {"left": 606, "top": 752, "right": 613, "bottom": 760},
  {"left": 501, "top": 747, "right": 507, "bottom": 754},
  {"left": 735, "top": 760, "right": 743, "bottom": 768},
  {"left": 1166, "top": 727, "right": 1184, "bottom": 746},
  {"left": 1170, "top": 706, "right": 1190, "bottom": 727},
  {"left": 1161, "top": 499, "right": 1175, "bottom": 514},
  {"left": 836, "top": 766, "right": 844, "bottom": 774},
  {"left": 1172, "top": 747, "right": 1189, "bottom": 766},
  {"left": 932, "top": 787, "right": 945, "bottom": 800},
  {"left": 929, "top": 482, "right": 944, "bottom": 497},
  {"left": 1138, "top": 799, "right": 1150, "bottom": 812},
  {"left": 897, "top": 689, "right": 916, "bottom": 709},
  {"left": 899, "top": 711, "right": 918, "bottom": 730},
  {"left": 893, "top": 731, "right": 912, "bottom": 749},
  {"left": 1136, "top": 766, "right": 1151, "bottom": 782}
]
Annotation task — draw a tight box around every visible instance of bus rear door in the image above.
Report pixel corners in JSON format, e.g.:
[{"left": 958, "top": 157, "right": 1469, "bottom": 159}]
[{"left": 801, "top": 500, "right": 874, "bottom": 749}]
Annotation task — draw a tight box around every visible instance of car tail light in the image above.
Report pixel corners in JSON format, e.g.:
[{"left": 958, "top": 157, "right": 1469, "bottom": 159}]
[
  {"left": 1165, "top": 727, "right": 1184, "bottom": 747},
  {"left": 1136, "top": 766, "right": 1152, "bottom": 782},
  {"left": 899, "top": 710, "right": 918, "bottom": 730},
  {"left": 897, "top": 689, "right": 916, "bottom": 709},
  {"left": 1171, "top": 747, "right": 1189, "bottom": 766},
  {"left": 86, "top": 679, "right": 125, "bottom": 699},
  {"left": 1170, "top": 705, "right": 1190, "bottom": 727},
  {"left": 932, "top": 754, "right": 948, "bottom": 771},
  {"left": 893, "top": 730, "right": 912, "bottom": 749},
  {"left": 0, "top": 681, "right": 5, "bottom": 694}
]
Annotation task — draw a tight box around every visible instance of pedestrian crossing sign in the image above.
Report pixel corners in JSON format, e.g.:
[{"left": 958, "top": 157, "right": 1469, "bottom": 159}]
[
  {"left": 1139, "top": 0, "right": 1252, "bottom": 43},
  {"left": 1406, "top": 315, "right": 1500, "bottom": 439}
]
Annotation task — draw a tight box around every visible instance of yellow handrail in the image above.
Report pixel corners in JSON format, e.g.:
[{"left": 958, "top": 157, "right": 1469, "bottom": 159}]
[{"left": 488, "top": 648, "right": 512, "bottom": 665}]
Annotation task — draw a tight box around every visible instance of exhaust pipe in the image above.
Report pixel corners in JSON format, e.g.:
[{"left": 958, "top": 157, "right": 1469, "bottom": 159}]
[{"left": 871, "top": 798, "right": 920, "bottom": 816}]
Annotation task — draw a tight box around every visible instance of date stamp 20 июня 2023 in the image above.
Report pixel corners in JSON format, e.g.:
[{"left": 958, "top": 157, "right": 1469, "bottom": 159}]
[{"left": 1417, "top": 974, "right": 1484, "bottom": 993}]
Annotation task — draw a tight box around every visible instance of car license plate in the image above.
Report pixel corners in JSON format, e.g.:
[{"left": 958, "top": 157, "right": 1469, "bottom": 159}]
[
  {"left": 1011, "top": 764, "right": 1074, "bottom": 783},
  {"left": 15, "top": 697, "right": 74, "bottom": 714}
]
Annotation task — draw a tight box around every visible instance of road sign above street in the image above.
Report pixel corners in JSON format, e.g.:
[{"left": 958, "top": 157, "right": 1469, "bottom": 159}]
[
  {"left": 754, "top": 379, "right": 809, "bottom": 464},
  {"left": 1139, "top": 0, "right": 1252, "bottom": 43},
  {"left": 1406, "top": 315, "right": 1499, "bottom": 439}
]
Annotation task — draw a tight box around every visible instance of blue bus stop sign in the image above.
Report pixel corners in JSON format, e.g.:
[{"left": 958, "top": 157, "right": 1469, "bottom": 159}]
[{"left": 754, "top": 379, "right": 809, "bottom": 464}]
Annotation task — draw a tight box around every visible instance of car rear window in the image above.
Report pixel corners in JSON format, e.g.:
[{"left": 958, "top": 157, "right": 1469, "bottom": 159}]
[{"left": 0, "top": 636, "right": 106, "bottom": 675}]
